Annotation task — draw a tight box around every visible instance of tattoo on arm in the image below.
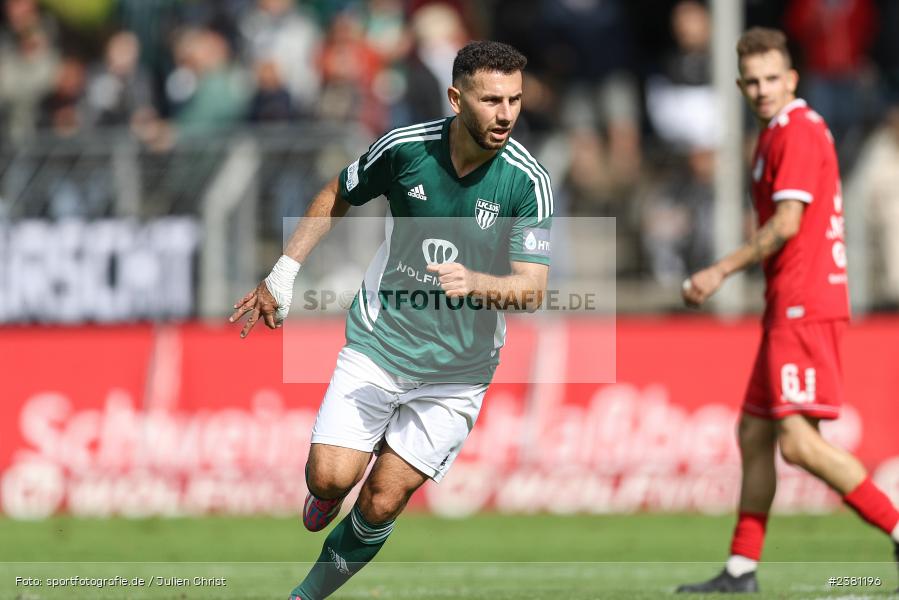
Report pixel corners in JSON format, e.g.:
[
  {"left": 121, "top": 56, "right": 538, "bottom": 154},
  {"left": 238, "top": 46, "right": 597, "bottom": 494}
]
[{"left": 750, "top": 218, "right": 787, "bottom": 263}]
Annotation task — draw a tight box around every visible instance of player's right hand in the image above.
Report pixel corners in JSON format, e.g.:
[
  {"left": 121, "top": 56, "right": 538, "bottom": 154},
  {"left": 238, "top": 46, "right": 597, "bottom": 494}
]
[
  {"left": 682, "top": 265, "right": 725, "bottom": 308},
  {"left": 229, "top": 281, "right": 280, "bottom": 338}
]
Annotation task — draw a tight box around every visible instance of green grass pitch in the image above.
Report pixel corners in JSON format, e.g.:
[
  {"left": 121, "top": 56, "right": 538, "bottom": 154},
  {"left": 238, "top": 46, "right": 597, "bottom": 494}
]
[{"left": 1, "top": 513, "right": 895, "bottom": 599}]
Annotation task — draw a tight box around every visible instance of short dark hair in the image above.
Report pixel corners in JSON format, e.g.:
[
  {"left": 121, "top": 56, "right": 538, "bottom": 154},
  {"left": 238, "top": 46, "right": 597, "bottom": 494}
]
[
  {"left": 736, "top": 27, "right": 792, "bottom": 68},
  {"left": 452, "top": 40, "right": 527, "bottom": 87}
]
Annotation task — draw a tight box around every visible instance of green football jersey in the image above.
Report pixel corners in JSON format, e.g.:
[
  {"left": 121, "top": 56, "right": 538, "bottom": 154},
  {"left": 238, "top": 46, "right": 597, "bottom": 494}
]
[{"left": 337, "top": 116, "right": 553, "bottom": 383}]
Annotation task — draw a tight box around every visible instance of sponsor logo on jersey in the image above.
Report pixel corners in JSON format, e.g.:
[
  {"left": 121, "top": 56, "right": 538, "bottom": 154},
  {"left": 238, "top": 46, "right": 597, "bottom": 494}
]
[
  {"left": 521, "top": 228, "right": 551, "bottom": 257},
  {"left": 346, "top": 159, "right": 359, "bottom": 191},
  {"left": 475, "top": 199, "right": 500, "bottom": 230},
  {"left": 421, "top": 238, "right": 458, "bottom": 264},
  {"left": 407, "top": 184, "right": 428, "bottom": 201},
  {"left": 396, "top": 239, "right": 459, "bottom": 286},
  {"left": 396, "top": 261, "right": 439, "bottom": 286}
]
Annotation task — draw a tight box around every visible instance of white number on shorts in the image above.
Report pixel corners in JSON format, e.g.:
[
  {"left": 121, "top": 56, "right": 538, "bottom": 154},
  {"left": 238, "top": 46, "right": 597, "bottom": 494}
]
[{"left": 780, "top": 363, "right": 816, "bottom": 404}]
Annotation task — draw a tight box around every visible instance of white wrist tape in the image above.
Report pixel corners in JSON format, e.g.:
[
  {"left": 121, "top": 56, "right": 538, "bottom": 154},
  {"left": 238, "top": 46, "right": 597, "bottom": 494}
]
[{"left": 264, "top": 255, "right": 301, "bottom": 321}]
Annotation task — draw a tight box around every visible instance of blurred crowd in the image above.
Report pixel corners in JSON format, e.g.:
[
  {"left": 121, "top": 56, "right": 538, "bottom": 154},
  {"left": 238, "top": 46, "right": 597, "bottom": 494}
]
[{"left": 1, "top": 0, "right": 898, "bottom": 303}]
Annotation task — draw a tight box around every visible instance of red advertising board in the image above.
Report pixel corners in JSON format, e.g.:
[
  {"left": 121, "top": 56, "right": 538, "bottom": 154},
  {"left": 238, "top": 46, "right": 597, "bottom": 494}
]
[{"left": 2, "top": 317, "right": 898, "bottom": 519}]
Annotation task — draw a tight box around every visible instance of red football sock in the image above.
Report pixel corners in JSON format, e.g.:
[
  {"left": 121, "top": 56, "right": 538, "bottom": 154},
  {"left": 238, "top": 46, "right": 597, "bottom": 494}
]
[
  {"left": 843, "top": 476, "right": 899, "bottom": 534},
  {"left": 730, "top": 511, "right": 768, "bottom": 560}
]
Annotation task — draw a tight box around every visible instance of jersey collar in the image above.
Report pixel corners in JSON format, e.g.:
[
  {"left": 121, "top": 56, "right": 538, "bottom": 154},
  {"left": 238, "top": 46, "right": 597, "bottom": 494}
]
[
  {"left": 767, "top": 98, "right": 807, "bottom": 128},
  {"left": 441, "top": 116, "right": 501, "bottom": 180}
]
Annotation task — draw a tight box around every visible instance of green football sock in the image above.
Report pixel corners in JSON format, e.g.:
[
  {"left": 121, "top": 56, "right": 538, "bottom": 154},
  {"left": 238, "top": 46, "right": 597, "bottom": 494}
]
[{"left": 290, "top": 504, "right": 395, "bottom": 600}]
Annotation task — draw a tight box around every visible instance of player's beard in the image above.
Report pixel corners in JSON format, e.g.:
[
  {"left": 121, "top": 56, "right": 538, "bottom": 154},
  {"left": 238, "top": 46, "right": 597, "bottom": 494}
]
[{"left": 459, "top": 110, "right": 509, "bottom": 151}]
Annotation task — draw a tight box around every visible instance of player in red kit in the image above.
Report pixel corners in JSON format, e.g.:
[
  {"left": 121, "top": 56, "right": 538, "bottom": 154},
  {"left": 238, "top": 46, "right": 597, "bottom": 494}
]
[{"left": 677, "top": 27, "right": 899, "bottom": 593}]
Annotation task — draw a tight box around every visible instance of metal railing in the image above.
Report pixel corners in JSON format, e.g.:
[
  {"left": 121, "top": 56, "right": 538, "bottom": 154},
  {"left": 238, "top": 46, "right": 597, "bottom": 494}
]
[{"left": 0, "top": 122, "right": 884, "bottom": 321}]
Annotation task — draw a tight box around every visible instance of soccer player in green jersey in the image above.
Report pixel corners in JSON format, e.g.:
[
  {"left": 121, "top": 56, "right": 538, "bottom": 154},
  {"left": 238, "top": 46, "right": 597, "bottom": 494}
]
[{"left": 230, "top": 41, "right": 553, "bottom": 600}]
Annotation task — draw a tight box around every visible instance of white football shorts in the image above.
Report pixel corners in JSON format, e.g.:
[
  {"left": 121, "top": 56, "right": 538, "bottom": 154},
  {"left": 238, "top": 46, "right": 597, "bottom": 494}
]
[{"left": 311, "top": 346, "right": 488, "bottom": 482}]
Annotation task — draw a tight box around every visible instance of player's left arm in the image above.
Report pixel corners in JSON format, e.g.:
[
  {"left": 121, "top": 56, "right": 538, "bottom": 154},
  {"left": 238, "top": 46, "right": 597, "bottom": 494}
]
[
  {"left": 683, "top": 198, "right": 805, "bottom": 307},
  {"left": 426, "top": 260, "right": 548, "bottom": 311}
]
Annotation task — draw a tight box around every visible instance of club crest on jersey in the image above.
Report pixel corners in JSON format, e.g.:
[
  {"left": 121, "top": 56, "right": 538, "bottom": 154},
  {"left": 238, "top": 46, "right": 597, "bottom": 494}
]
[{"left": 475, "top": 199, "right": 500, "bottom": 230}]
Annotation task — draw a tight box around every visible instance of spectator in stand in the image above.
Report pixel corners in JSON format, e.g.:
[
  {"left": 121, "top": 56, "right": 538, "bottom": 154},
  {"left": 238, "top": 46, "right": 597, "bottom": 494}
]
[
  {"left": 0, "top": 0, "right": 59, "bottom": 144},
  {"left": 640, "top": 147, "right": 715, "bottom": 285},
  {"left": 484, "top": 0, "right": 558, "bottom": 138},
  {"left": 166, "top": 28, "right": 249, "bottom": 135},
  {"left": 364, "top": 0, "right": 409, "bottom": 65},
  {"left": 645, "top": 0, "right": 719, "bottom": 153},
  {"left": 178, "top": 0, "right": 250, "bottom": 48},
  {"left": 248, "top": 58, "right": 294, "bottom": 122},
  {"left": 117, "top": 0, "right": 181, "bottom": 117},
  {"left": 39, "top": 56, "right": 87, "bottom": 137},
  {"left": 401, "top": 3, "right": 466, "bottom": 124},
  {"left": 37, "top": 55, "right": 98, "bottom": 219},
  {"left": 847, "top": 100, "right": 899, "bottom": 306},
  {"left": 407, "top": 0, "right": 484, "bottom": 39},
  {"left": 362, "top": 0, "right": 412, "bottom": 128},
  {"left": 85, "top": 30, "right": 158, "bottom": 136},
  {"left": 538, "top": 0, "right": 642, "bottom": 215},
  {"left": 238, "top": 0, "right": 321, "bottom": 117},
  {"left": 316, "top": 9, "right": 385, "bottom": 135},
  {"left": 640, "top": 0, "right": 717, "bottom": 284},
  {"left": 785, "top": 0, "right": 877, "bottom": 159}
]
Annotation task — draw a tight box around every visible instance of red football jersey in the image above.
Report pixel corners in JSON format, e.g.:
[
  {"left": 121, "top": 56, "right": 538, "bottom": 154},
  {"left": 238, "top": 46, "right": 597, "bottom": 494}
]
[{"left": 751, "top": 99, "right": 850, "bottom": 327}]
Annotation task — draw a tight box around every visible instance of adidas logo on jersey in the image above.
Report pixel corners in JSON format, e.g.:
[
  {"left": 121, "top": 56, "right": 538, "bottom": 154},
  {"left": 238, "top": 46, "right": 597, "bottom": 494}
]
[{"left": 407, "top": 184, "right": 427, "bottom": 201}]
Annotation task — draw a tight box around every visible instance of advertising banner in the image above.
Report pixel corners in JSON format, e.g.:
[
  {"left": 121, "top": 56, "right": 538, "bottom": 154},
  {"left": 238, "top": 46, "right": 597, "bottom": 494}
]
[
  {"left": 0, "top": 218, "right": 199, "bottom": 323},
  {"left": 2, "top": 318, "right": 897, "bottom": 518}
]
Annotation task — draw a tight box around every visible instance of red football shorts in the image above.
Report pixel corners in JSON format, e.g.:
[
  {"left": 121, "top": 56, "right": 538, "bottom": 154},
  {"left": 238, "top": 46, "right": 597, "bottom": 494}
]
[{"left": 742, "top": 320, "right": 847, "bottom": 420}]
